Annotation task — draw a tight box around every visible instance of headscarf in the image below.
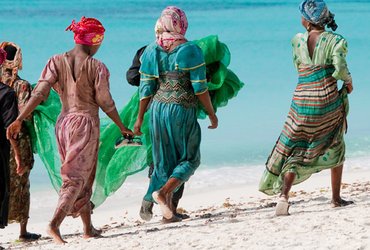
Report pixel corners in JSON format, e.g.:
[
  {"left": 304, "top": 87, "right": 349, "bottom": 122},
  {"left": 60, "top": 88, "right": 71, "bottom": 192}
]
[
  {"left": 0, "top": 42, "right": 22, "bottom": 87},
  {"left": 0, "top": 49, "right": 6, "bottom": 65},
  {"left": 299, "top": 0, "right": 338, "bottom": 31},
  {"left": 155, "top": 6, "right": 188, "bottom": 51},
  {"left": 66, "top": 16, "right": 105, "bottom": 46}
]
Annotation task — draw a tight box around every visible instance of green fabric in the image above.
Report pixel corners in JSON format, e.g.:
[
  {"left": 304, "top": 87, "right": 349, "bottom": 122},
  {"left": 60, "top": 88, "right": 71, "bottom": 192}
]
[
  {"left": 25, "top": 89, "right": 63, "bottom": 191},
  {"left": 292, "top": 31, "right": 351, "bottom": 82},
  {"left": 28, "top": 35, "right": 244, "bottom": 207}
]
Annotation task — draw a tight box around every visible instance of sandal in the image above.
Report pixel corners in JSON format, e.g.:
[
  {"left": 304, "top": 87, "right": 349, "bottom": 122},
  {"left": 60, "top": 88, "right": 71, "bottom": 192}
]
[
  {"left": 275, "top": 196, "right": 290, "bottom": 216},
  {"left": 175, "top": 212, "right": 190, "bottom": 220},
  {"left": 139, "top": 200, "right": 154, "bottom": 221},
  {"left": 161, "top": 215, "right": 182, "bottom": 224},
  {"left": 331, "top": 199, "right": 354, "bottom": 208},
  {"left": 115, "top": 136, "right": 142, "bottom": 148},
  {"left": 19, "top": 232, "right": 41, "bottom": 242}
]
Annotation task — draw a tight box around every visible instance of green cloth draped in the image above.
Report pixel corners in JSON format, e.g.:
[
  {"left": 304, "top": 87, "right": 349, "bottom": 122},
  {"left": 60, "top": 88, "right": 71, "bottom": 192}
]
[{"left": 27, "top": 35, "right": 244, "bottom": 207}]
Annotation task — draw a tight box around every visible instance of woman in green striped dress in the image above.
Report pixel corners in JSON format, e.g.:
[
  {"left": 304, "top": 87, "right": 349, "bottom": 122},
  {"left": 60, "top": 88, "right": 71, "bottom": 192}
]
[{"left": 259, "top": 0, "right": 354, "bottom": 215}]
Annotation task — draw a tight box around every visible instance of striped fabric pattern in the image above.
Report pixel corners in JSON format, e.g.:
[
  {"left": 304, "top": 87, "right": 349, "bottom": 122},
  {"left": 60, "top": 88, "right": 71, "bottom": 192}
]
[{"left": 267, "top": 65, "right": 346, "bottom": 175}]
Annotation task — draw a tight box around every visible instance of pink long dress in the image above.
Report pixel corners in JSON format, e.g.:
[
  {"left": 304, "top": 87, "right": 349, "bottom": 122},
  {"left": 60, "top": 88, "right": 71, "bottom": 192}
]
[{"left": 33, "top": 53, "right": 115, "bottom": 216}]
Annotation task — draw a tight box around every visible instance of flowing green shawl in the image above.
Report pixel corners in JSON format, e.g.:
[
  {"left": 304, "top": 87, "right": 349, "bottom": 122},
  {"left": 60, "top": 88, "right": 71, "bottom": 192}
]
[{"left": 27, "top": 35, "right": 244, "bottom": 207}]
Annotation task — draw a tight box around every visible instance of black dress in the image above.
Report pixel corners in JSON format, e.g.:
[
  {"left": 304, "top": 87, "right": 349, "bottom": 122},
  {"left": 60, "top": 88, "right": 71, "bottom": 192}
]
[
  {"left": 126, "top": 45, "right": 146, "bottom": 86},
  {"left": 0, "top": 82, "right": 18, "bottom": 228}
]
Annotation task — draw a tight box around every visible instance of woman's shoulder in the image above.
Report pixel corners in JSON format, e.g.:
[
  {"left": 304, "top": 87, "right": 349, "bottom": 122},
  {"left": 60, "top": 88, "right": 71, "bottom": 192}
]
[
  {"left": 141, "top": 42, "right": 159, "bottom": 55},
  {"left": 291, "top": 32, "right": 306, "bottom": 45},
  {"left": 323, "top": 31, "right": 347, "bottom": 44},
  {"left": 175, "top": 42, "right": 205, "bottom": 69},
  {"left": 178, "top": 41, "right": 202, "bottom": 52},
  {"left": 87, "top": 57, "right": 109, "bottom": 72},
  {"left": 46, "top": 53, "right": 63, "bottom": 64},
  {"left": 176, "top": 42, "right": 203, "bottom": 59}
]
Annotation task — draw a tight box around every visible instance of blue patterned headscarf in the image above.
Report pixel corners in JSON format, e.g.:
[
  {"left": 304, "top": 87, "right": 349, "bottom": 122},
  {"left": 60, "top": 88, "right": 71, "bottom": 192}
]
[{"left": 299, "top": 0, "right": 337, "bottom": 31}]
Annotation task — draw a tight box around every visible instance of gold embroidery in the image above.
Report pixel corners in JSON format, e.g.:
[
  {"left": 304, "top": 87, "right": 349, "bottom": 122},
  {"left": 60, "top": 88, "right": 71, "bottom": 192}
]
[{"left": 179, "top": 63, "right": 205, "bottom": 71}]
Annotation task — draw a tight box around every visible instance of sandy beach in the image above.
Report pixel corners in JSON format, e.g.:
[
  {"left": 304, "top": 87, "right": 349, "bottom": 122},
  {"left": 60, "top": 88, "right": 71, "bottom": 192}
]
[
  {"left": 1, "top": 1, "right": 370, "bottom": 249},
  {"left": 1, "top": 165, "right": 369, "bottom": 250}
]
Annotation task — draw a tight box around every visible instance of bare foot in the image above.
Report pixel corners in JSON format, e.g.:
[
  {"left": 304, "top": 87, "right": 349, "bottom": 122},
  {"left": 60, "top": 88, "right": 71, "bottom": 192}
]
[
  {"left": 152, "top": 191, "right": 173, "bottom": 220},
  {"left": 83, "top": 226, "right": 102, "bottom": 239},
  {"left": 47, "top": 224, "right": 67, "bottom": 244}
]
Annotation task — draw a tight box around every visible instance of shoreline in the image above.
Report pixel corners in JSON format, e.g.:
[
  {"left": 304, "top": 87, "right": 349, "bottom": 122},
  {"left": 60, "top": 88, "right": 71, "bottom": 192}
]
[{"left": 1, "top": 166, "right": 370, "bottom": 249}]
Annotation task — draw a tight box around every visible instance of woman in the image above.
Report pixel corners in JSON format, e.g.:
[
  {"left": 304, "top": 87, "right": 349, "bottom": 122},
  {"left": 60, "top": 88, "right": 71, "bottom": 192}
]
[
  {"left": 259, "top": 0, "right": 353, "bottom": 215},
  {"left": 134, "top": 6, "right": 218, "bottom": 222},
  {"left": 0, "top": 41, "right": 40, "bottom": 241},
  {"left": 0, "top": 48, "right": 19, "bottom": 231},
  {"left": 7, "top": 17, "right": 133, "bottom": 244}
]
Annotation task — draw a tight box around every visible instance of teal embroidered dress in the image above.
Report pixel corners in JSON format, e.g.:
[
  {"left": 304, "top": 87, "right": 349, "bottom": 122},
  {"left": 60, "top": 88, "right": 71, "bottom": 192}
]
[{"left": 139, "top": 42, "right": 207, "bottom": 202}]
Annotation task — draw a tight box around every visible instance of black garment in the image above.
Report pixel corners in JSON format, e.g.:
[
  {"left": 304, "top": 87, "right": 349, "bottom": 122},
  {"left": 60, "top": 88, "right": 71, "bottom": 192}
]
[
  {"left": 0, "top": 82, "right": 18, "bottom": 228},
  {"left": 126, "top": 46, "right": 147, "bottom": 86}
]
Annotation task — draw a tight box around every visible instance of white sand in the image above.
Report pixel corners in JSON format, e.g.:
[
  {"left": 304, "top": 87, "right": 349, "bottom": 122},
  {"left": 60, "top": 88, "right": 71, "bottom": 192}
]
[{"left": 1, "top": 168, "right": 370, "bottom": 250}]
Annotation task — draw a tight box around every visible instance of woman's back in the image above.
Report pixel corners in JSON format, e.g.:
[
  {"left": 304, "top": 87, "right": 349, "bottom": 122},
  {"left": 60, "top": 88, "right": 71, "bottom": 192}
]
[
  {"left": 40, "top": 53, "right": 115, "bottom": 117},
  {"left": 292, "top": 31, "right": 351, "bottom": 81}
]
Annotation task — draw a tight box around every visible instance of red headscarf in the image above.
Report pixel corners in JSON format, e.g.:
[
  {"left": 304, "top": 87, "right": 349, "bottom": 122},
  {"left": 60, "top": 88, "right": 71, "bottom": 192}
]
[
  {"left": 0, "top": 49, "right": 6, "bottom": 65},
  {"left": 66, "top": 17, "right": 105, "bottom": 46}
]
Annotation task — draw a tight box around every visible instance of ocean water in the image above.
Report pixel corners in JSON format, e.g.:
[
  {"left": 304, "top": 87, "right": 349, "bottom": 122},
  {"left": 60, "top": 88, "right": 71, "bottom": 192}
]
[{"left": 1, "top": 0, "right": 370, "bottom": 191}]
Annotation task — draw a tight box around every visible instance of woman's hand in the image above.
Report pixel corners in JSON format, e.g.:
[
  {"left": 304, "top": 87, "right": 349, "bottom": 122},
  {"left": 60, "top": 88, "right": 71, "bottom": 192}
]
[
  {"left": 120, "top": 127, "right": 134, "bottom": 138},
  {"left": 16, "top": 161, "right": 26, "bottom": 176},
  {"left": 345, "top": 81, "right": 353, "bottom": 94},
  {"left": 208, "top": 113, "right": 218, "bottom": 129},
  {"left": 8, "top": 135, "right": 25, "bottom": 176},
  {"left": 134, "top": 118, "right": 143, "bottom": 135},
  {"left": 6, "top": 119, "right": 22, "bottom": 140}
]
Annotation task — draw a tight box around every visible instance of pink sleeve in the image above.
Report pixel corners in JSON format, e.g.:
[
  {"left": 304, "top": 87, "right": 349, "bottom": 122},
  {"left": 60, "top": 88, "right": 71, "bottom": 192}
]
[
  {"left": 94, "top": 62, "right": 116, "bottom": 114},
  {"left": 32, "top": 56, "right": 59, "bottom": 101}
]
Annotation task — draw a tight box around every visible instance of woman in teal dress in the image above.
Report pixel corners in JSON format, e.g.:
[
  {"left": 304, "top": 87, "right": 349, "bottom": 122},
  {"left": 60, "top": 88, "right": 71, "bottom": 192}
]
[
  {"left": 259, "top": 0, "right": 354, "bottom": 215},
  {"left": 134, "top": 6, "right": 218, "bottom": 221}
]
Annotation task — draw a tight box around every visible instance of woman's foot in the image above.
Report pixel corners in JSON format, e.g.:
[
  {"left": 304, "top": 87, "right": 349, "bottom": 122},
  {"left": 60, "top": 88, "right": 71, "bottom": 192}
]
[
  {"left": 275, "top": 196, "right": 290, "bottom": 216},
  {"left": 139, "top": 200, "right": 154, "bottom": 221},
  {"left": 161, "top": 215, "right": 182, "bottom": 224},
  {"left": 47, "top": 224, "right": 67, "bottom": 244},
  {"left": 331, "top": 198, "right": 354, "bottom": 208},
  {"left": 152, "top": 191, "right": 173, "bottom": 220},
  {"left": 83, "top": 226, "right": 102, "bottom": 239},
  {"left": 19, "top": 232, "right": 41, "bottom": 242}
]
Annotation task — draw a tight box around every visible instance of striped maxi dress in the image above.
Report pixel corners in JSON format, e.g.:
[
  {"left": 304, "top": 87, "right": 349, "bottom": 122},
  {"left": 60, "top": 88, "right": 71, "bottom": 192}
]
[{"left": 259, "top": 31, "right": 351, "bottom": 195}]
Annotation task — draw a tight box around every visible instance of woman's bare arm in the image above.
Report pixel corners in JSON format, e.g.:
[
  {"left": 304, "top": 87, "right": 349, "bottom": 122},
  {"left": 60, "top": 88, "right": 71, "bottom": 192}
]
[{"left": 196, "top": 91, "right": 218, "bottom": 129}]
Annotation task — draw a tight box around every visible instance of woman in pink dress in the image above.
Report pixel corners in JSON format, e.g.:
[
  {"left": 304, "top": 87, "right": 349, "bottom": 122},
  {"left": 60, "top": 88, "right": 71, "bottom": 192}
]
[{"left": 7, "top": 17, "right": 133, "bottom": 244}]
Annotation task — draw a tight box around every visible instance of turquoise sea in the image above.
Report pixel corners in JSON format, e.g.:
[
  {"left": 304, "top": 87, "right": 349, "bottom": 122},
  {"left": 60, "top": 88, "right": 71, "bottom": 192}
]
[{"left": 1, "top": 0, "right": 370, "bottom": 190}]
